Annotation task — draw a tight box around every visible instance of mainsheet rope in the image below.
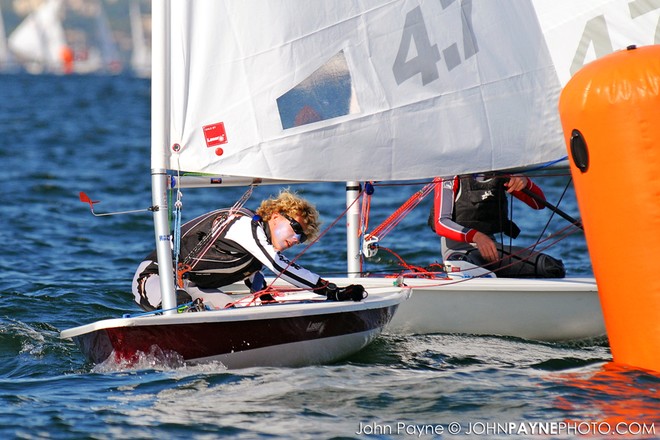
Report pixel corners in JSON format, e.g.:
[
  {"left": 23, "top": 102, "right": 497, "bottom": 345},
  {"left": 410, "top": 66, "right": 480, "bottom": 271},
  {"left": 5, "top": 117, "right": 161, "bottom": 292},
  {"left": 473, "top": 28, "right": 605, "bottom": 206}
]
[
  {"left": 525, "top": 177, "right": 572, "bottom": 255},
  {"left": 359, "top": 180, "right": 435, "bottom": 273}
]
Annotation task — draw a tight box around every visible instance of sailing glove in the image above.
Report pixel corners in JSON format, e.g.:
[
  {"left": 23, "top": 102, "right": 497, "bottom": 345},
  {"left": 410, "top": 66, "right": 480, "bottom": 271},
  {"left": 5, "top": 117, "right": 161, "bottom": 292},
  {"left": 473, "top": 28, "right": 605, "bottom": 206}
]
[
  {"left": 318, "top": 279, "right": 366, "bottom": 302},
  {"left": 336, "top": 284, "right": 367, "bottom": 302}
]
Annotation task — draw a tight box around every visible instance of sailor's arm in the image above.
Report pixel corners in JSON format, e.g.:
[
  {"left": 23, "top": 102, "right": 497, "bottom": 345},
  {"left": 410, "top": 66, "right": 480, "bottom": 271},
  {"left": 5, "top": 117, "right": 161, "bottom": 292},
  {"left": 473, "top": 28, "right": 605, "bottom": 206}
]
[
  {"left": 431, "top": 176, "right": 474, "bottom": 242},
  {"left": 507, "top": 175, "right": 546, "bottom": 209}
]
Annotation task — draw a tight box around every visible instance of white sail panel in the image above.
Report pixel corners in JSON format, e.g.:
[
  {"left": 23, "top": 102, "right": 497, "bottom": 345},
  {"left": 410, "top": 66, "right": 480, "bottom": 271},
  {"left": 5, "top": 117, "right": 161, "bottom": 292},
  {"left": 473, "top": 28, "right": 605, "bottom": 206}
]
[{"left": 161, "top": 0, "right": 649, "bottom": 182}]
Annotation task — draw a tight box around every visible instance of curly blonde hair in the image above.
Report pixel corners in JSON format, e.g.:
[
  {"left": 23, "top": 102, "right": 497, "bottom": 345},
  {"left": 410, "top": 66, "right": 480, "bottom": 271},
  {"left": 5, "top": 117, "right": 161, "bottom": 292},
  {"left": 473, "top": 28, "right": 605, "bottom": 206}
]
[{"left": 256, "top": 189, "right": 321, "bottom": 241}]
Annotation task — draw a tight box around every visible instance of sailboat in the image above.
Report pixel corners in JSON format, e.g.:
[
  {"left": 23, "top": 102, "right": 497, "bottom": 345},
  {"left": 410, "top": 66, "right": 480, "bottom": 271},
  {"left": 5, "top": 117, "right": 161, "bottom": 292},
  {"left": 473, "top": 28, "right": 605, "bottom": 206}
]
[
  {"left": 156, "top": 0, "right": 660, "bottom": 345},
  {"left": 72, "top": 0, "right": 123, "bottom": 74},
  {"left": 96, "top": 1, "right": 122, "bottom": 74},
  {"left": 8, "top": 0, "right": 122, "bottom": 75},
  {"left": 129, "top": 0, "right": 150, "bottom": 78},
  {"left": 357, "top": 0, "right": 657, "bottom": 342},
  {"left": 60, "top": 0, "right": 409, "bottom": 369},
  {"left": 7, "top": 0, "right": 72, "bottom": 74}
]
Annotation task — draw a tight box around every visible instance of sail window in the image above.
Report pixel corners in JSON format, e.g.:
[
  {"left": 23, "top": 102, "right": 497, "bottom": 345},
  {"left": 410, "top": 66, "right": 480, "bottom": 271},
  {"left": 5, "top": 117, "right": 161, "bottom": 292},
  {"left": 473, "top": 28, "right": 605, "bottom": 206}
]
[{"left": 277, "top": 51, "right": 359, "bottom": 129}]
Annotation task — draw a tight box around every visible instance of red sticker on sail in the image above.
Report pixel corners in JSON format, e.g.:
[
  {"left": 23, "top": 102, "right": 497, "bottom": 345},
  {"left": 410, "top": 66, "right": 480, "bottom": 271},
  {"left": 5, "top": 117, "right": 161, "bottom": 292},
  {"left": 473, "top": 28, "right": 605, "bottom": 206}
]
[{"left": 203, "top": 122, "right": 227, "bottom": 147}]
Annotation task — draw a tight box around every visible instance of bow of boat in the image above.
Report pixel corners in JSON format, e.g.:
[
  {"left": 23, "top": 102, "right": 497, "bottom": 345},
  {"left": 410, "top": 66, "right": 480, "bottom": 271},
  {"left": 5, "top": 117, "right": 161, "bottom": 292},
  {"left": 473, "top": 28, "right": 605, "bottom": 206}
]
[{"left": 60, "top": 286, "right": 410, "bottom": 369}]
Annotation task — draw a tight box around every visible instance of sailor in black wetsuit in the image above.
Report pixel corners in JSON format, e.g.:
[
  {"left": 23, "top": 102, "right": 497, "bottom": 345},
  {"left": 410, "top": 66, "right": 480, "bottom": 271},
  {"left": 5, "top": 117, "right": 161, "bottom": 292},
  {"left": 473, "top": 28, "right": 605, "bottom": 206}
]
[
  {"left": 133, "top": 190, "right": 364, "bottom": 311},
  {"left": 429, "top": 174, "right": 565, "bottom": 278}
]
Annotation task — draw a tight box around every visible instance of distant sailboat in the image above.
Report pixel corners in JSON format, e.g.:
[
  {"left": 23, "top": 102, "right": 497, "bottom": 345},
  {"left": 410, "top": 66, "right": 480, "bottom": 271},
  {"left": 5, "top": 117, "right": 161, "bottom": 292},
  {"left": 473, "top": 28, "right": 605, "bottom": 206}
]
[
  {"left": 94, "top": 0, "right": 122, "bottom": 74},
  {"left": 129, "top": 0, "right": 150, "bottom": 78},
  {"left": 8, "top": 0, "right": 72, "bottom": 74},
  {"left": 69, "top": 0, "right": 123, "bottom": 75},
  {"left": 8, "top": 0, "right": 122, "bottom": 75}
]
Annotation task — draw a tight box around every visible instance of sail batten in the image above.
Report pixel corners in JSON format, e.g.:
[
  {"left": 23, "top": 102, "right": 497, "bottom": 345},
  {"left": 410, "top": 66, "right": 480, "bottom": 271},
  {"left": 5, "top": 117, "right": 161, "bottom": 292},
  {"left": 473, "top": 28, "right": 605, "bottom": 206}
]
[{"left": 159, "top": 0, "right": 655, "bottom": 182}]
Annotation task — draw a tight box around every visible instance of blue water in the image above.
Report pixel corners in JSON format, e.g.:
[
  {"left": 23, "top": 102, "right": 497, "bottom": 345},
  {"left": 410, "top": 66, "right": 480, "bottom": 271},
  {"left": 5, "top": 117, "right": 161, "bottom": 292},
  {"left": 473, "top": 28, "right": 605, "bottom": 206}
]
[{"left": 0, "top": 74, "right": 657, "bottom": 439}]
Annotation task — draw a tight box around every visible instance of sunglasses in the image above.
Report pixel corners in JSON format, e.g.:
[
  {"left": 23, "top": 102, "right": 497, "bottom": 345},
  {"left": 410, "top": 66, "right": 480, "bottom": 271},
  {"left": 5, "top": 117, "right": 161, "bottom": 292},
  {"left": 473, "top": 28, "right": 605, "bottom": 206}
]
[{"left": 281, "top": 213, "right": 308, "bottom": 243}]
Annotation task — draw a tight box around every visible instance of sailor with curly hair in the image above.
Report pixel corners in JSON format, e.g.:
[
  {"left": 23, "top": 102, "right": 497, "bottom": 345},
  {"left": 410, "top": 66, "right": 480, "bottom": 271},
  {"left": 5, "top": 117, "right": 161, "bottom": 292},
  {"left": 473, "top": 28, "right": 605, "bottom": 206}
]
[{"left": 132, "top": 189, "right": 364, "bottom": 311}]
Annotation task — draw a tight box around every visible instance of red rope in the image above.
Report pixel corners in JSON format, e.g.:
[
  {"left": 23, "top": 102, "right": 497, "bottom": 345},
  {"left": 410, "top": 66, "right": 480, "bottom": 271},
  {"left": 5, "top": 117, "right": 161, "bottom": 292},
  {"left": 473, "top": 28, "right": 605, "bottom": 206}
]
[
  {"left": 378, "top": 246, "right": 448, "bottom": 279},
  {"left": 377, "top": 221, "right": 579, "bottom": 282},
  {"left": 366, "top": 182, "right": 434, "bottom": 241},
  {"left": 359, "top": 185, "right": 372, "bottom": 238}
]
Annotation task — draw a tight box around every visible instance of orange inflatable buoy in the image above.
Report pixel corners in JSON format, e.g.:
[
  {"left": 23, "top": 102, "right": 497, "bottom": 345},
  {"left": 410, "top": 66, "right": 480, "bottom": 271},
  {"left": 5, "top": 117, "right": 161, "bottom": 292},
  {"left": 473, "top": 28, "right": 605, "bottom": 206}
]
[{"left": 559, "top": 45, "right": 660, "bottom": 373}]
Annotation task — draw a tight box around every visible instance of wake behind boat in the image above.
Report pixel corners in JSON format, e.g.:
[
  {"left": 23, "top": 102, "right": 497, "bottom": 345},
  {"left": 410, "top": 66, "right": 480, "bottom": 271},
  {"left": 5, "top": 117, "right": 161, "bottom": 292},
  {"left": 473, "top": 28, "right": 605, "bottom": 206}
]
[{"left": 61, "top": 286, "right": 409, "bottom": 369}]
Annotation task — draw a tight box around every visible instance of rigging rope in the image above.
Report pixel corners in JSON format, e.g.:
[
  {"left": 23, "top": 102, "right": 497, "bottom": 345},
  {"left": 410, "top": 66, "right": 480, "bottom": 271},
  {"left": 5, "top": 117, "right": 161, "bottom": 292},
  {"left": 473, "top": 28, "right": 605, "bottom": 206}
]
[
  {"left": 173, "top": 164, "right": 184, "bottom": 286},
  {"left": 364, "top": 181, "right": 434, "bottom": 241},
  {"left": 359, "top": 182, "right": 373, "bottom": 239},
  {"left": 376, "top": 220, "right": 579, "bottom": 285},
  {"left": 359, "top": 173, "right": 580, "bottom": 281},
  {"left": 176, "top": 184, "right": 256, "bottom": 286}
]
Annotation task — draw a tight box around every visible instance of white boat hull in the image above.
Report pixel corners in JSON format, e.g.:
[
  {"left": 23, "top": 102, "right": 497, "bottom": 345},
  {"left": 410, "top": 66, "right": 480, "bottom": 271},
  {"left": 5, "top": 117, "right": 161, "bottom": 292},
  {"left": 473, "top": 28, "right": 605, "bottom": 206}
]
[
  {"left": 382, "top": 277, "right": 604, "bottom": 341},
  {"left": 61, "top": 287, "right": 409, "bottom": 369},
  {"left": 232, "top": 277, "right": 605, "bottom": 341}
]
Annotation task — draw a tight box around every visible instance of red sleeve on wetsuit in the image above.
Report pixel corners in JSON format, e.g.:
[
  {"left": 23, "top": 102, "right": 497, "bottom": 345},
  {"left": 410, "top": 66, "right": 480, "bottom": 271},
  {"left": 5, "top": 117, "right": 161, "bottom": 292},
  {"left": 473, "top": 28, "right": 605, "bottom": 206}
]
[
  {"left": 432, "top": 176, "right": 476, "bottom": 242},
  {"left": 511, "top": 179, "right": 546, "bottom": 210}
]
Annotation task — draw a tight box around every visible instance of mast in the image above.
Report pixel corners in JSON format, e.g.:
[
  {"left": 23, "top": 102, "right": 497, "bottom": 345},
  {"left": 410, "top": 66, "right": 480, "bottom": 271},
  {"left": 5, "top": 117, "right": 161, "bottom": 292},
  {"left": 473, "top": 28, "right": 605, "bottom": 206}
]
[
  {"left": 346, "top": 181, "right": 361, "bottom": 278},
  {"left": 151, "top": 0, "right": 177, "bottom": 314}
]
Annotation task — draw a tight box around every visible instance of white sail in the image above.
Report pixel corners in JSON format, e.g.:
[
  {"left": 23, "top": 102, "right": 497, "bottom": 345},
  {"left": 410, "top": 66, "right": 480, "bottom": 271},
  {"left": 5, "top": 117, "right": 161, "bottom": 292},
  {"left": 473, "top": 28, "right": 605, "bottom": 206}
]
[
  {"left": 158, "top": 0, "right": 656, "bottom": 182},
  {"left": 71, "top": 0, "right": 122, "bottom": 75},
  {"left": 130, "top": 0, "right": 150, "bottom": 78},
  {"left": 8, "top": 0, "right": 70, "bottom": 74},
  {"left": 94, "top": 0, "right": 122, "bottom": 74}
]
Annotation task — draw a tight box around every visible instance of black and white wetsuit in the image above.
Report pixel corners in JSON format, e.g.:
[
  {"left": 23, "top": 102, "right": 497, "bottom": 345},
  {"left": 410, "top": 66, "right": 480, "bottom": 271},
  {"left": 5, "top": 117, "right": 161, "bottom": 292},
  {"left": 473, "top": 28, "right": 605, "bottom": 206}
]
[{"left": 132, "top": 208, "right": 321, "bottom": 311}]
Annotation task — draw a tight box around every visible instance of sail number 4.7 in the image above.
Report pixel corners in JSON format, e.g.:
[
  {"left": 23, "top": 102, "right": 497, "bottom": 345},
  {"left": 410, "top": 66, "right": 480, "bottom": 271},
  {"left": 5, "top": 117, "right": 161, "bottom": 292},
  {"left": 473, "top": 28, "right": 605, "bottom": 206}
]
[
  {"left": 393, "top": 1, "right": 477, "bottom": 86},
  {"left": 392, "top": 0, "right": 660, "bottom": 86}
]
